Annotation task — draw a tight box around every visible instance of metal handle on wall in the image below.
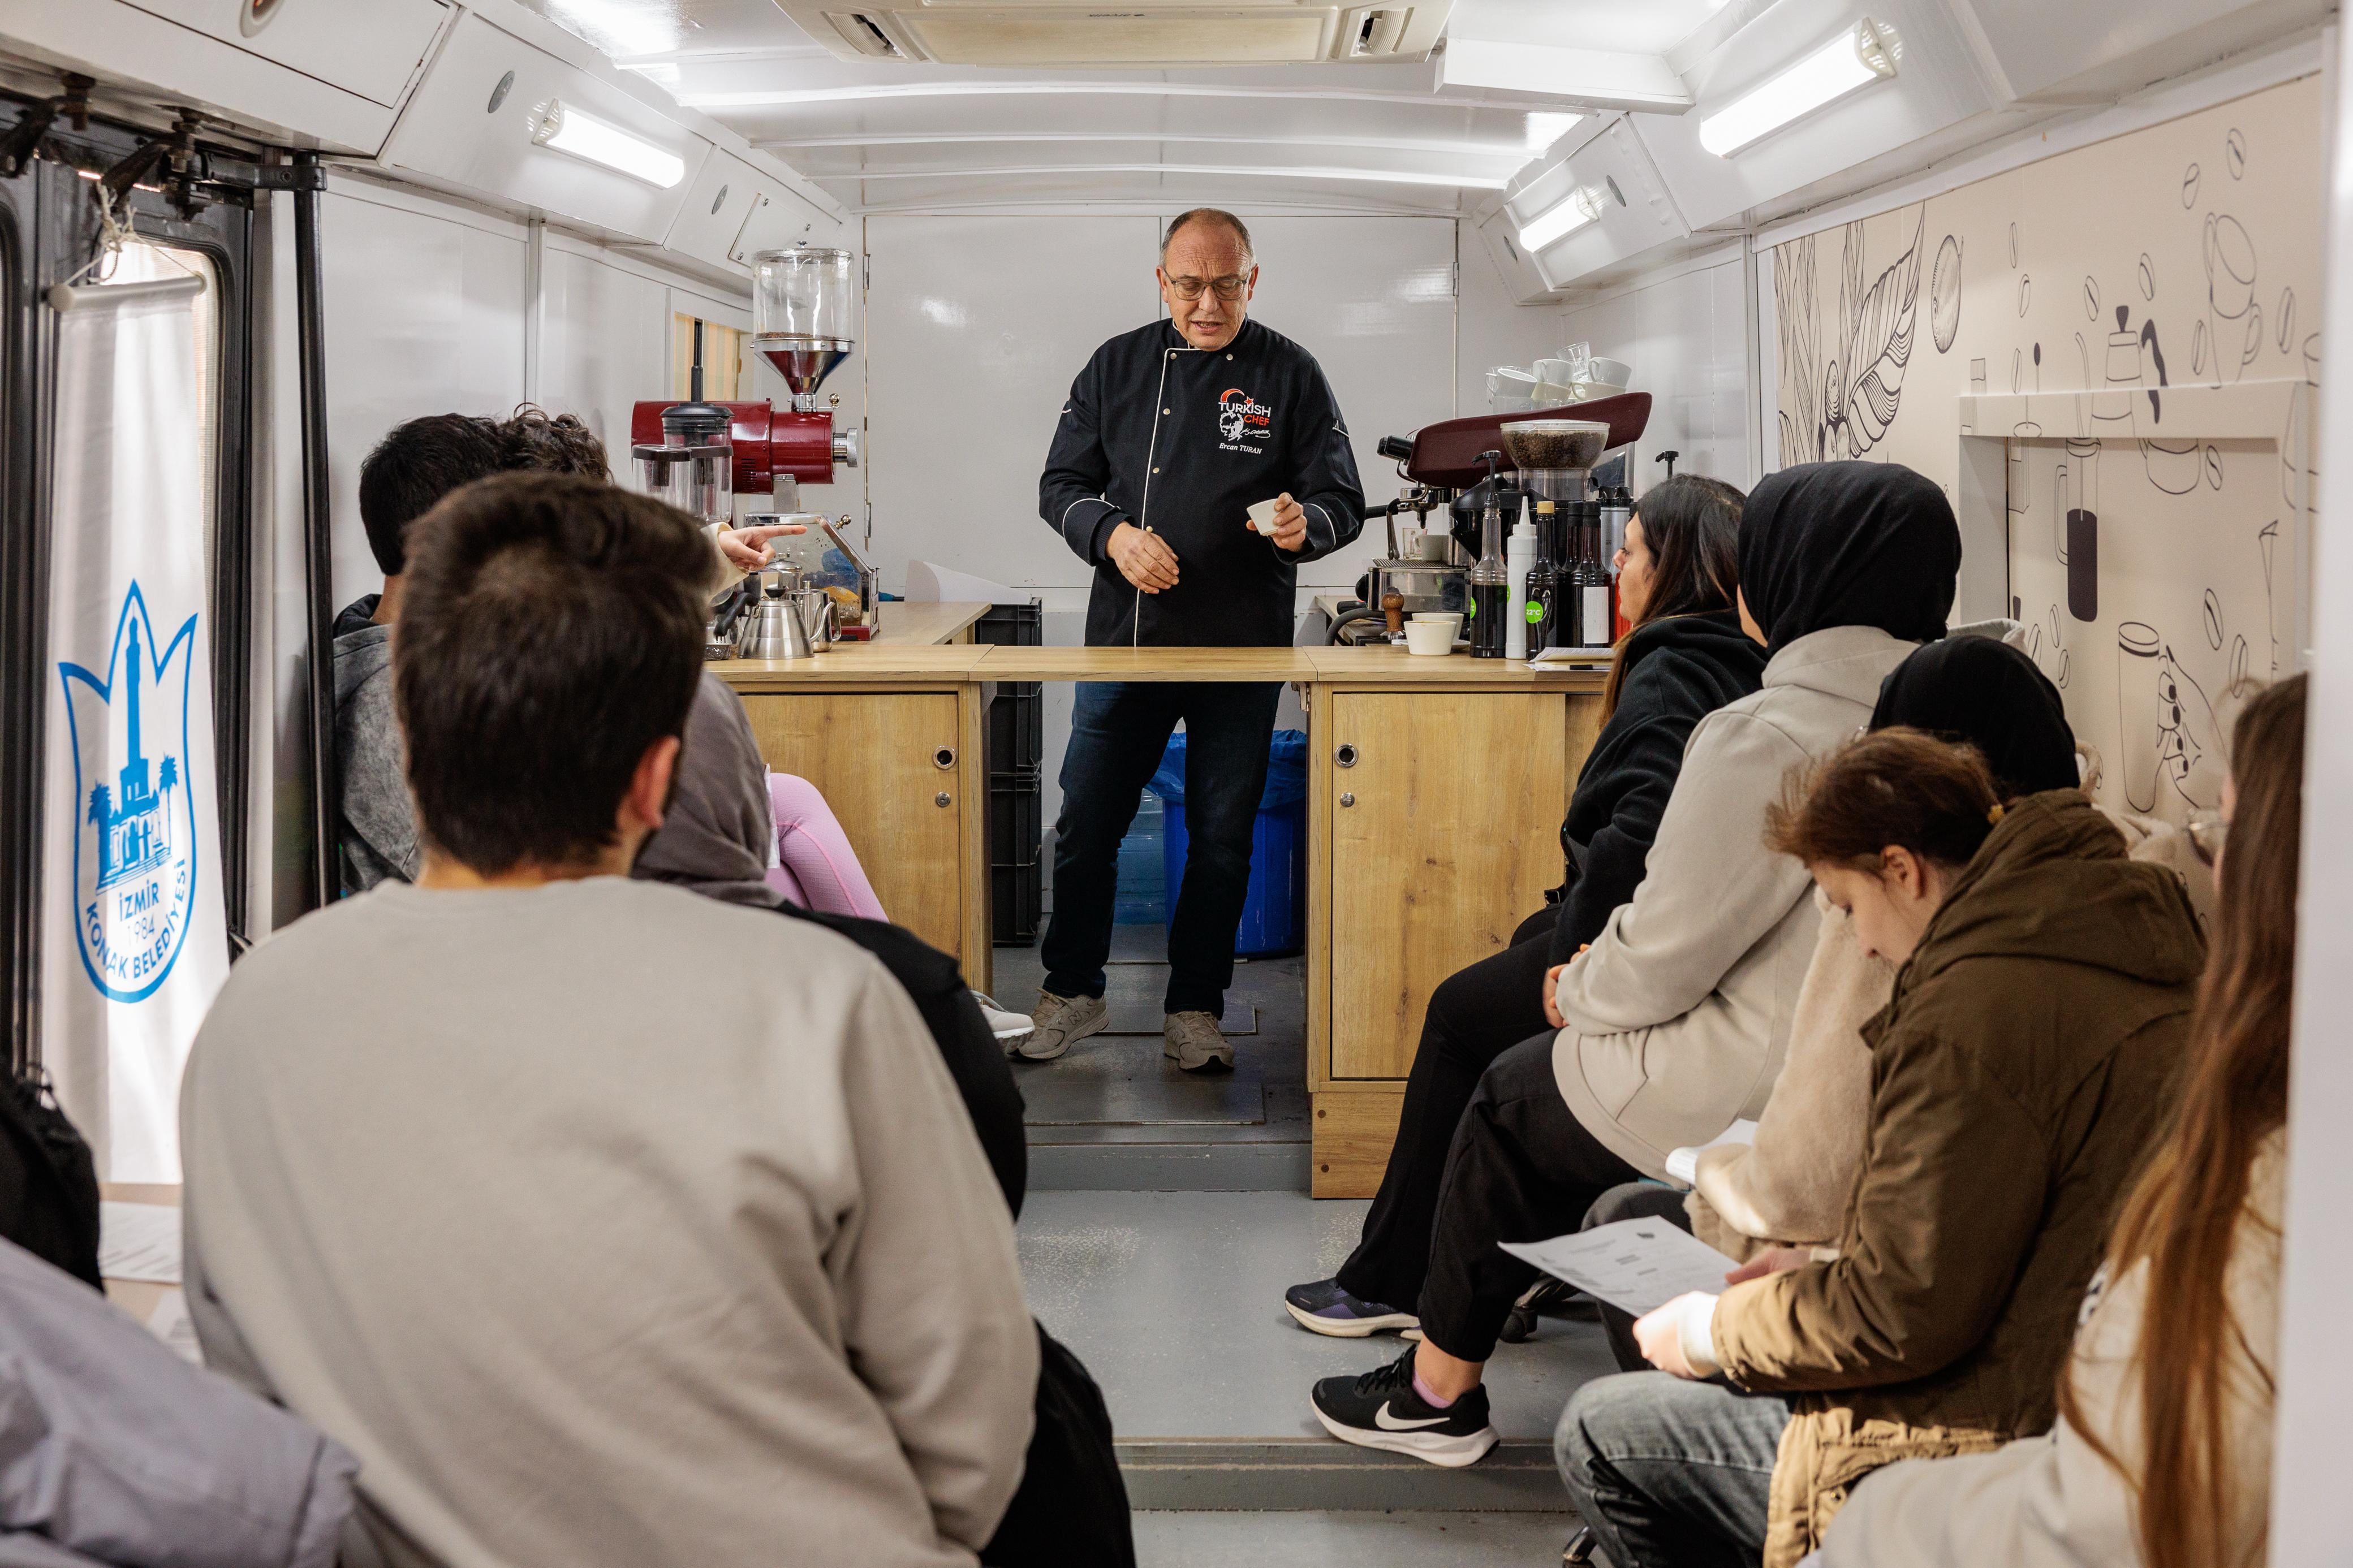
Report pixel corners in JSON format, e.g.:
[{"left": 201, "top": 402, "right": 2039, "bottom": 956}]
[
  {"left": 1335, "top": 744, "right": 1359, "bottom": 768},
  {"left": 935, "top": 792, "right": 952, "bottom": 807},
  {"left": 1339, "top": 792, "right": 1356, "bottom": 808},
  {"left": 932, "top": 746, "right": 956, "bottom": 770}
]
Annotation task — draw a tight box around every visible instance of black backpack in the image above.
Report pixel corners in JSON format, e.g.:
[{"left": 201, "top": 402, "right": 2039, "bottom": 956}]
[{"left": 0, "top": 1062, "right": 103, "bottom": 1289}]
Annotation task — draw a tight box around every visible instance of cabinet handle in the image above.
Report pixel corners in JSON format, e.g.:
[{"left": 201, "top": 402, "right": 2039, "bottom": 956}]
[
  {"left": 1339, "top": 792, "right": 1356, "bottom": 808},
  {"left": 1335, "top": 743, "right": 1359, "bottom": 768},
  {"left": 932, "top": 746, "right": 957, "bottom": 770},
  {"left": 935, "top": 792, "right": 952, "bottom": 807}
]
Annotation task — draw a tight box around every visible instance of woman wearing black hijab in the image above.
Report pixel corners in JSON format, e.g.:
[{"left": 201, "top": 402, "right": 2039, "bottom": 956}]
[{"left": 1308, "top": 461, "right": 1964, "bottom": 1467}]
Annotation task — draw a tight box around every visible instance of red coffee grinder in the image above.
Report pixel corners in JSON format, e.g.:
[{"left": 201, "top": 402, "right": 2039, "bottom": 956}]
[{"left": 630, "top": 245, "right": 861, "bottom": 516}]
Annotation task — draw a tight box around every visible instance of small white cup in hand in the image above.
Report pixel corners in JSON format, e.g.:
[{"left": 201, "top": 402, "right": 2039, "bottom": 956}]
[{"left": 1247, "top": 498, "right": 1282, "bottom": 536}]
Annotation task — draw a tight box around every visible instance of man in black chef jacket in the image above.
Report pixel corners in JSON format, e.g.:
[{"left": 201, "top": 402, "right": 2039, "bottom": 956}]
[{"left": 1024, "top": 208, "right": 1365, "bottom": 1073}]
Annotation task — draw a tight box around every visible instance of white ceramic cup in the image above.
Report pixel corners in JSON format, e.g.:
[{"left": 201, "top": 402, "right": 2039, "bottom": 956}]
[
  {"left": 1411, "top": 611, "right": 1464, "bottom": 640},
  {"left": 1404, "top": 621, "right": 1456, "bottom": 656},
  {"left": 1247, "top": 498, "right": 1283, "bottom": 535}
]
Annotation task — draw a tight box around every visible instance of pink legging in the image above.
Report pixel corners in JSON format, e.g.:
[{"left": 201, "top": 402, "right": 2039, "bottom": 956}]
[{"left": 765, "top": 772, "right": 889, "bottom": 921}]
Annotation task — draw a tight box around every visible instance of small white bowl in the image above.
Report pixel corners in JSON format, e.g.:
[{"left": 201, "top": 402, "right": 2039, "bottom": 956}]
[
  {"left": 1404, "top": 621, "right": 1456, "bottom": 656},
  {"left": 1247, "top": 498, "right": 1282, "bottom": 535}
]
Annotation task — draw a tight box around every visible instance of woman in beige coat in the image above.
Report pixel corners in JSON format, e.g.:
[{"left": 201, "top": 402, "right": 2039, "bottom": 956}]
[
  {"left": 1816, "top": 673, "right": 2303, "bottom": 1568},
  {"left": 1308, "top": 462, "right": 1963, "bottom": 1468}
]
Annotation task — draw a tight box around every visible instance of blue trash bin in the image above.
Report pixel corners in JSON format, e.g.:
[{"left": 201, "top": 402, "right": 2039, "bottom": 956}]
[{"left": 1146, "top": 729, "right": 1308, "bottom": 957}]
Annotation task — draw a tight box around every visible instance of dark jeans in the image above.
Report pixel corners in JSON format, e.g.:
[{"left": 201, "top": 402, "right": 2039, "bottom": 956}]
[
  {"left": 1583, "top": 1181, "right": 1697, "bottom": 1373},
  {"left": 1555, "top": 1371, "right": 1792, "bottom": 1568},
  {"left": 1042, "top": 680, "right": 1282, "bottom": 1019},
  {"left": 1334, "top": 906, "right": 1567, "bottom": 1313},
  {"left": 1413, "top": 1033, "right": 1643, "bottom": 1363}
]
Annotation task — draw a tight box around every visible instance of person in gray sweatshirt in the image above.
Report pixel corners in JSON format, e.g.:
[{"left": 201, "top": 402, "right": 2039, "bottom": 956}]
[
  {"left": 188, "top": 473, "right": 1037, "bottom": 1568},
  {"left": 334, "top": 408, "right": 799, "bottom": 893}
]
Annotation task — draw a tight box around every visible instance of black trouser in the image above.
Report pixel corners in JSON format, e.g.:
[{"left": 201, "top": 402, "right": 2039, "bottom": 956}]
[
  {"left": 1414, "top": 1033, "right": 1643, "bottom": 1363},
  {"left": 1041, "top": 680, "right": 1282, "bottom": 1020},
  {"left": 1581, "top": 1181, "right": 1696, "bottom": 1372},
  {"left": 983, "top": 1323, "right": 1135, "bottom": 1567},
  {"left": 1334, "top": 906, "right": 1562, "bottom": 1312}
]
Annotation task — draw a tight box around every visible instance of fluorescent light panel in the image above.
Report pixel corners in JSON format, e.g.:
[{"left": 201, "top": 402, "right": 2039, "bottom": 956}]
[
  {"left": 1516, "top": 185, "right": 1604, "bottom": 254},
  {"left": 1700, "top": 19, "right": 1899, "bottom": 158},
  {"left": 531, "top": 100, "right": 686, "bottom": 188}
]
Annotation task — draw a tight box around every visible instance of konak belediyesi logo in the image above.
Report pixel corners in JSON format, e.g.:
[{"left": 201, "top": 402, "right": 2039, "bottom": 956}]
[{"left": 60, "top": 582, "right": 201, "bottom": 1003}]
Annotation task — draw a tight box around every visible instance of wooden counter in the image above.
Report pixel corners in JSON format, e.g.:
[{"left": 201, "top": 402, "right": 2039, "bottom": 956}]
[{"left": 714, "top": 612, "right": 1605, "bottom": 1196}]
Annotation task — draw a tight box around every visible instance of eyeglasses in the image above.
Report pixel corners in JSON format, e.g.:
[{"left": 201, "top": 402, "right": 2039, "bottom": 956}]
[
  {"left": 1164, "top": 274, "right": 1249, "bottom": 301},
  {"left": 2186, "top": 807, "right": 2227, "bottom": 867}
]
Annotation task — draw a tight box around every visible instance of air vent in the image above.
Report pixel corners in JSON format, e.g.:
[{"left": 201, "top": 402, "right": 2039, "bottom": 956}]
[
  {"left": 1347, "top": 7, "right": 1411, "bottom": 57},
  {"left": 781, "top": 2, "right": 1449, "bottom": 66},
  {"left": 829, "top": 11, "right": 910, "bottom": 58}
]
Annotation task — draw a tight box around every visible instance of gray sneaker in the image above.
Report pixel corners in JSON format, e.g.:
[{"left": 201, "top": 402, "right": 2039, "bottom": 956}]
[
  {"left": 1014, "top": 991, "right": 1108, "bottom": 1062},
  {"left": 1163, "top": 1010, "right": 1234, "bottom": 1073}
]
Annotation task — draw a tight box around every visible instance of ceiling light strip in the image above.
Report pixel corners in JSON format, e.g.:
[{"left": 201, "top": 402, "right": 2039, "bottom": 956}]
[
  {"left": 758, "top": 129, "right": 1553, "bottom": 161},
  {"left": 1516, "top": 185, "right": 1607, "bottom": 254},
  {"left": 530, "top": 99, "right": 687, "bottom": 187},
  {"left": 837, "top": 162, "right": 1510, "bottom": 190},
  {"left": 1699, "top": 18, "right": 1901, "bottom": 158},
  {"left": 682, "top": 81, "right": 1580, "bottom": 113}
]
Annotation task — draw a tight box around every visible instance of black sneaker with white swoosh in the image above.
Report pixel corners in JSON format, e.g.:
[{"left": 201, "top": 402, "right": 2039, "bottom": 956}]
[{"left": 1309, "top": 1347, "right": 1498, "bottom": 1467}]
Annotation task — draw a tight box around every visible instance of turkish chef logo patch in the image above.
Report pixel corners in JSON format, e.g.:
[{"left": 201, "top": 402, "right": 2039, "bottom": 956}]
[
  {"left": 60, "top": 582, "right": 201, "bottom": 1003},
  {"left": 1218, "top": 387, "right": 1273, "bottom": 453}
]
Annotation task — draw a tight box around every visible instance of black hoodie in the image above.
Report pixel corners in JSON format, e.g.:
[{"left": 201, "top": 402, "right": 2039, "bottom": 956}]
[{"left": 1551, "top": 608, "right": 1769, "bottom": 965}]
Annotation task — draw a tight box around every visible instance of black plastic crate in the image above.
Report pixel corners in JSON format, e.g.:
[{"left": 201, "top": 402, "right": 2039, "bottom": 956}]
[
  {"left": 976, "top": 598, "right": 1043, "bottom": 647},
  {"left": 990, "top": 773, "right": 1042, "bottom": 861},
  {"left": 993, "top": 862, "right": 1043, "bottom": 947},
  {"left": 988, "top": 682, "right": 1044, "bottom": 771},
  {"left": 988, "top": 771, "right": 1044, "bottom": 945}
]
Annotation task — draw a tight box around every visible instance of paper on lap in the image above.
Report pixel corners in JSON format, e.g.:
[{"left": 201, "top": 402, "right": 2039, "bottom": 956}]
[{"left": 1501, "top": 1219, "right": 1741, "bottom": 1318}]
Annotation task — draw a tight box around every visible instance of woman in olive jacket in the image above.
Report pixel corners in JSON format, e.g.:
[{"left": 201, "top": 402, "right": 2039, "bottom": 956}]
[{"left": 1558, "top": 730, "right": 2204, "bottom": 1568}]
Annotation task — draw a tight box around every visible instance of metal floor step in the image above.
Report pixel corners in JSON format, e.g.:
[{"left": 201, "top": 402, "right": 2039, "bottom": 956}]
[{"left": 1120, "top": 1438, "right": 1570, "bottom": 1511}]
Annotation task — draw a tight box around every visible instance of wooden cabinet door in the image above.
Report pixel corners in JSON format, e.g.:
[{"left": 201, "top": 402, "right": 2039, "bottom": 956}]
[
  {"left": 1326, "top": 692, "right": 1567, "bottom": 1080},
  {"left": 739, "top": 692, "right": 966, "bottom": 961}
]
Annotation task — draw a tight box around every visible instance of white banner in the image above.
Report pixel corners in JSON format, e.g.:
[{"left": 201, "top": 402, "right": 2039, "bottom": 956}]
[{"left": 40, "top": 269, "right": 229, "bottom": 1184}]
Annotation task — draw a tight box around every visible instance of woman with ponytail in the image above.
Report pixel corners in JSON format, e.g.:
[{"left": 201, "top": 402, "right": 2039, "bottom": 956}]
[{"left": 1819, "top": 674, "right": 2303, "bottom": 1568}]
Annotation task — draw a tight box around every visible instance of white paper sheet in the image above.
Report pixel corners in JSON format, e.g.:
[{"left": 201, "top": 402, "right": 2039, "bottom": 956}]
[
  {"left": 145, "top": 1286, "right": 203, "bottom": 1364},
  {"left": 1664, "top": 1118, "right": 1761, "bottom": 1186},
  {"left": 1502, "top": 1219, "right": 1741, "bottom": 1319},
  {"left": 98, "top": 1200, "right": 181, "bottom": 1284}
]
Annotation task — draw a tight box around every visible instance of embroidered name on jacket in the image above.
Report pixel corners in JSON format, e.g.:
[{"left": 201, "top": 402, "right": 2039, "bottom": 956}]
[{"left": 1218, "top": 388, "right": 1274, "bottom": 452}]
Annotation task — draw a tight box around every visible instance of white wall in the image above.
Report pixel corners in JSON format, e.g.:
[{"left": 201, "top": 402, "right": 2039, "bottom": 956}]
[
  {"left": 319, "top": 182, "right": 528, "bottom": 611},
  {"left": 1554, "top": 247, "right": 1752, "bottom": 494},
  {"left": 318, "top": 176, "right": 777, "bottom": 617}
]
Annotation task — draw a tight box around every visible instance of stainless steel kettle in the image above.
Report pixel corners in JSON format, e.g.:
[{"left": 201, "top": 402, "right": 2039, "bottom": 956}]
[{"left": 736, "top": 592, "right": 816, "bottom": 659}]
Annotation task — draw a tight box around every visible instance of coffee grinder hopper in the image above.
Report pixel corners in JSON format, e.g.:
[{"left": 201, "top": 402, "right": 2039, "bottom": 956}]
[{"left": 751, "top": 247, "right": 857, "bottom": 400}]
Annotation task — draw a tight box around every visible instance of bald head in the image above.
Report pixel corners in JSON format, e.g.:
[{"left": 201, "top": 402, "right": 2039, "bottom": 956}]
[{"left": 1157, "top": 209, "right": 1259, "bottom": 352}]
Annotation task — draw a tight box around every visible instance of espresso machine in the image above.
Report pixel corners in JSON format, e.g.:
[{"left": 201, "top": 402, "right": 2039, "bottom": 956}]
[{"left": 1341, "top": 393, "right": 1652, "bottom": 643}]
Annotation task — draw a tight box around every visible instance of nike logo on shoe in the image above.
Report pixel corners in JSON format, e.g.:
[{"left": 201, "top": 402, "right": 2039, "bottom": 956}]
[{"left": 1373, "top": 1406, "right": 1452, "bottom": 1431}]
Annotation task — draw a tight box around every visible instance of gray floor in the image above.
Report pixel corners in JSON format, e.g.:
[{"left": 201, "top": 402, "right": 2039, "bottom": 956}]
[
  {"left": 999, "top": 922, "right": 1598, "bottom": 1544},
  {"left": 1020, "top": 1189, "right": 1614, "bottom": 1448},
  {"left": 998, "top": 925, "right": 1313, "bottom": 1188},
  {"left": 1134, "top": 1510, "right": 1579, "bottom": 1566}
]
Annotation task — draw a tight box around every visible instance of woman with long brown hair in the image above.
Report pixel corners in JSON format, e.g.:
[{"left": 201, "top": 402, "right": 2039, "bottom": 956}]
[{"left": 1818, "top": 672, "right": 2304, "bottom": 1568}]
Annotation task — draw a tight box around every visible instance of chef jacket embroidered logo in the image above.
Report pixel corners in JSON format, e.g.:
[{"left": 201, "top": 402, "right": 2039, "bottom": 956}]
[
  {"left": 59, "top": 582, "right": 201, "bottom": 1003},
  {"left": 1217, "top": 388, "right": 1273, "bottom": 453}
]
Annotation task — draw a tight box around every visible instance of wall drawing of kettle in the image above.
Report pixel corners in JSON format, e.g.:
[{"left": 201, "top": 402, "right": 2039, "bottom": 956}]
[{"left": 2091, "top": 305, "right": 2169, "bottom": 428}]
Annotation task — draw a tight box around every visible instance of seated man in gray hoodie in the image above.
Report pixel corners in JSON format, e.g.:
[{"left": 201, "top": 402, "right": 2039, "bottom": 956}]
[
  {"left": 186, "top": 473, "right": 1037, "bottom": 1568},
  {"left": 334, "top": 408, "right": 796, "bottom": 893}
]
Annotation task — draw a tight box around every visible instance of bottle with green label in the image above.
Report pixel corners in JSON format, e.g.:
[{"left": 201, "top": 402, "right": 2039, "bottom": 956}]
[{"left": 1525, "top": 500, "right": 1558, "bottom": 655}]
